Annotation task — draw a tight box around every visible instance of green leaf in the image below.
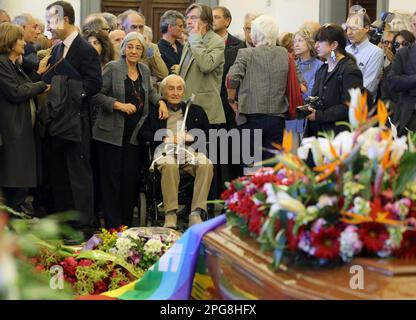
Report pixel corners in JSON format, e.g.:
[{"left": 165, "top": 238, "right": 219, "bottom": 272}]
[
  {"left": 335, "top": 121, "right": 353, "bottom": 132},
  {"left": 358, "top": 165, "right": 372, "bottom": 200},
  {"left": 253, "top": 192, "right": 266, "bottom": 203},
  {"left": 272, "top": 229, "right": 287, "bottom": 270},
  {"left": 234, "top": 181, "right": 245, "bottom": 191},
  {"left": 77, "top": 250, "right": 143, "bottom": 279},
  {"left": 395, "top": 152, "right": 416, "bottom": 196}
]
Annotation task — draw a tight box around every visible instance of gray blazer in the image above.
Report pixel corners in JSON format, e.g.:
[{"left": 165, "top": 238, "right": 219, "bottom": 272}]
[
  {"left": 227, "top": 45, "right": 289, "bottom": 116},
  {"left": 91, "top": 59, "right": 161, "bottom": 146}
]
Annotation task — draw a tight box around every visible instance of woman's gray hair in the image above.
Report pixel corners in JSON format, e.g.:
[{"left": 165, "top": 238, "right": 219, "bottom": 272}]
[
  {"left": 143, "top": 25, "right": 153, "bottom": 42},
  {"left": 250, "top": 15, "right": 279, "bottom": 46},
  {"left": 159, "top": 74, "right": 186, "bottom": 96},
  {"left": 120, "top": 31, "right": 147, "bottom": 59}
]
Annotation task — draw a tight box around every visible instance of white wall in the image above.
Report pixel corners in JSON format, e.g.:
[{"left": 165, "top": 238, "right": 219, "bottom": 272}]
[
  {"left": 219, "top": 0, "right": 320, "bottom": 37},
  {"left": 388, "top": 0, "right": 415, "bottom": 14},
  {"left": 0, "top": 0, "right": 81, "bottom": 28}
]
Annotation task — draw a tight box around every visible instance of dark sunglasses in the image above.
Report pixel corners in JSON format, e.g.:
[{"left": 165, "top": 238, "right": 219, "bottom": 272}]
[{"left": 393, "top": 41, "right": 409, "bottom": 49}]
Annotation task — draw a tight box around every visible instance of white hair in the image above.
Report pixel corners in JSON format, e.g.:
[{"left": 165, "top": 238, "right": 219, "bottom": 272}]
[
  {"left": 143, "top": 25, "right": 153, "bottom": 42},
  {"left": 159, "top": 75, "right": 186, "bottom": 96},
  {"left": 244, "top": 12, "right": 262, "bottom": 23},
  {"left": 12, "top": 13, "right": 33, "bottom": 26},
  {"left": 250, "top": 15, "right": 279, "bottom": 46}
]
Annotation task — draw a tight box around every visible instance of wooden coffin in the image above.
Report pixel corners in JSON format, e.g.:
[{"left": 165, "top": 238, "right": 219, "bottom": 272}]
[{"left": 191, "top": 225, "right": 416, "bottom": 300}]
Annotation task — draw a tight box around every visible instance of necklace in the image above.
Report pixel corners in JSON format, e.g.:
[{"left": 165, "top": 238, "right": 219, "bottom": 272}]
[{"left": 130, "top": 78, "right": 144, "bottom": 109}]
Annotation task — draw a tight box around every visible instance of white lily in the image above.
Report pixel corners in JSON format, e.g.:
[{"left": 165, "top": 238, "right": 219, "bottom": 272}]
[
  {"left": 348, "top": 88, "right": 362, "bottom": 129},
  {"left": 358, "top": 127, "right": 389, "bottom": 161},
  {"left": 318, "top": 131, "right": 354, "bottom": 162},
  {"left": 297, "top": 137, "right": 323, "bottom": 165},
  {"left": 264, "top": 183, "right": 307, "bottom": 217},
  {"left": 390, "top": 135, "right": 408, "bottom": 164}
]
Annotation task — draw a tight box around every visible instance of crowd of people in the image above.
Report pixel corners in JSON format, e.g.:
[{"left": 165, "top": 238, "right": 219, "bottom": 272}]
[{"left": 0, "top": 1, "right": 415, "bottom": 240}]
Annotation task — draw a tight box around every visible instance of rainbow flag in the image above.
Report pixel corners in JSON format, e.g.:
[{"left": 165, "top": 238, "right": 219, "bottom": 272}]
[{"left": 102, "top": 214, "right": 226, "bottom": 300}]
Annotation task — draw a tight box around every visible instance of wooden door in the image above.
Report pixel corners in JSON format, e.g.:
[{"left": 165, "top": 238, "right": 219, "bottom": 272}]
[
  {"left": 347, "top": 0, "right": 377, "bottom": 22},
  {"left": 102, "top": 0, "right": 195, "bottom": 42}
]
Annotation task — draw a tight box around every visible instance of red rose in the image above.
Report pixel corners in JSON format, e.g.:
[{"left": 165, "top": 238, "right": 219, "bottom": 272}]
[{"left": 248, "top": 212, "right": 263, "bottom": 235}]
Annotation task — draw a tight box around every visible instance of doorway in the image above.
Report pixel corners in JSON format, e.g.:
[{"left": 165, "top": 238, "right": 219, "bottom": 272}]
[
  {"left": 347, "top": 0, "right": 378, "bottom": 21},
  {"left": 102, "top": 0, "right": 195, "bottom": 42}
]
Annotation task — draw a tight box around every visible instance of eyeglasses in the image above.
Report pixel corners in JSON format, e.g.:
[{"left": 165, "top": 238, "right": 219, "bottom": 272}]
[
  {"left": 186, "top": 15, "right": 199, "bottom": 22},
  {"left": 393, "top": 40, "right": 409, "bottom": 49},
  {"left": 344, "top": 25, "right": 362, "bottom": 32},
  {"left": 130, "top": 24, "right": 144, "bottom": 31},
  {"left": 382, "top": 40, "right": 391, "bottom": 46},
  {"left": 101, "top": 27, "right": 111, "bottom": 33}
]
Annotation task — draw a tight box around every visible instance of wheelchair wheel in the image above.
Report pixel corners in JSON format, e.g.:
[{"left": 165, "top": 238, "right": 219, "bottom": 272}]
[{"left": 139, "top": 192, "right": 147, "bottom": 227}]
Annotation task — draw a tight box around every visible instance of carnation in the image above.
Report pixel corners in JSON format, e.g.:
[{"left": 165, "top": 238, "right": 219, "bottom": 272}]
[
  {"left": 143, "top": 239, "right": 164, "bottom": 255},
  {"left": 115, "top": 237, "right": 133, "bottom": 259},
  {"left": 340, "top": 226, "right": 363, "bottom": 262}
]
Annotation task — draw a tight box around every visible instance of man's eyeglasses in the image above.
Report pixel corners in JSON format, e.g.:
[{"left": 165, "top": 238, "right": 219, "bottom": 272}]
[
  {"left": 393, "top": 40, "right": 409, "bottom": 49},
  {"left": 130, "top": 24, "right": 144, "bottom": 31},
  {"left": 344, "top": 25, "right": 362, "bottom": 32},
  {"left": 382, "top": 40, "right": 392, "bottom": 46},
  {"left": 186, "top": 15, "right": 199, "bottom": 22}
]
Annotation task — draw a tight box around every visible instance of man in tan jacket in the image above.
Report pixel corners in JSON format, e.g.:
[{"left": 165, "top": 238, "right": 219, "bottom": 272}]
[{"left": 179, "top": 3, "right": 226, "bottom": 126}]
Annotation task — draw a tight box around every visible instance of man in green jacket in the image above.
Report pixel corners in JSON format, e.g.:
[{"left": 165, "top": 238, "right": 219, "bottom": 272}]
[{"left": 179, "top": 3, "right": 226, "bottom": 126}]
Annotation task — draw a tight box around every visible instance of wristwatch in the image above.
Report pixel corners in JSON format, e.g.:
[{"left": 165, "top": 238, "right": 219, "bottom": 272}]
[{"left": 228, "top": 98, "right": 236, "bottom": 104}]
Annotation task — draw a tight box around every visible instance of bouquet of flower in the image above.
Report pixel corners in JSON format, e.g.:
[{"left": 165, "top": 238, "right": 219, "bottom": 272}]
[
  {"left": 222, "top": 90, "right": 416, "bottom": 269},
  {"left": 32, "top": 227, "right": 179, "bottom": 296}
]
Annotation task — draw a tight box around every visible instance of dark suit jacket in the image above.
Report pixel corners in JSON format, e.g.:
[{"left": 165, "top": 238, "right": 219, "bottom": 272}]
[
  {"left": 21, "top": 43, "right": 39, "bottom": 76},
  {"left": 139, "top": 102, "right": 210, "bottom": 144},
  {"left": 305, "top": 57, "right": 363, "bottom": 137},
  {"left": 388, "top": 43, "right": 416, "bottom": 134},
  {"left": 220, "top": 34, "right": 243, "bottom": 105},
  {"left": 0, "top": 54, "right": 47, "bottom": 187},
  {"left": 50, "top": 34, "right": 102, "bottom": 100}
]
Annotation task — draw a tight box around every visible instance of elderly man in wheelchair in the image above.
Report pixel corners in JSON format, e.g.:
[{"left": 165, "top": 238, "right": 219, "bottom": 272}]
[{"left": 139, "top": 74, "right": 213, "bottom": 229}]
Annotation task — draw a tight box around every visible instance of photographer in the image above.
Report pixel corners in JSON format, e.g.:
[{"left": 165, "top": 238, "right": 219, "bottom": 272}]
[{"left": 303, "top": 24, "right": 363, "bottom": 138}]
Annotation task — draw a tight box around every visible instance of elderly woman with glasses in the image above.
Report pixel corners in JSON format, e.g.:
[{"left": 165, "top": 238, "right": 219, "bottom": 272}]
[{"left": 91, "top": 32, "right": 168, "bottom": 228}]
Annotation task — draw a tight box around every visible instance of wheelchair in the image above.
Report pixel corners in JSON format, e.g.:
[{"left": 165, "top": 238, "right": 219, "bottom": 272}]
[{"left": 137, "top": 141, "right": 213, "bottom": 230}]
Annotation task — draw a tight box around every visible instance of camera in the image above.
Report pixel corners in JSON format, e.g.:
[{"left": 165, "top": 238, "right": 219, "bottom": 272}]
[
  {"left": 296, "top": 96, "right": 324, "bottom": 119},
  {"left": 369, "top": 11, "right": 395, "bottom": 45}
]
